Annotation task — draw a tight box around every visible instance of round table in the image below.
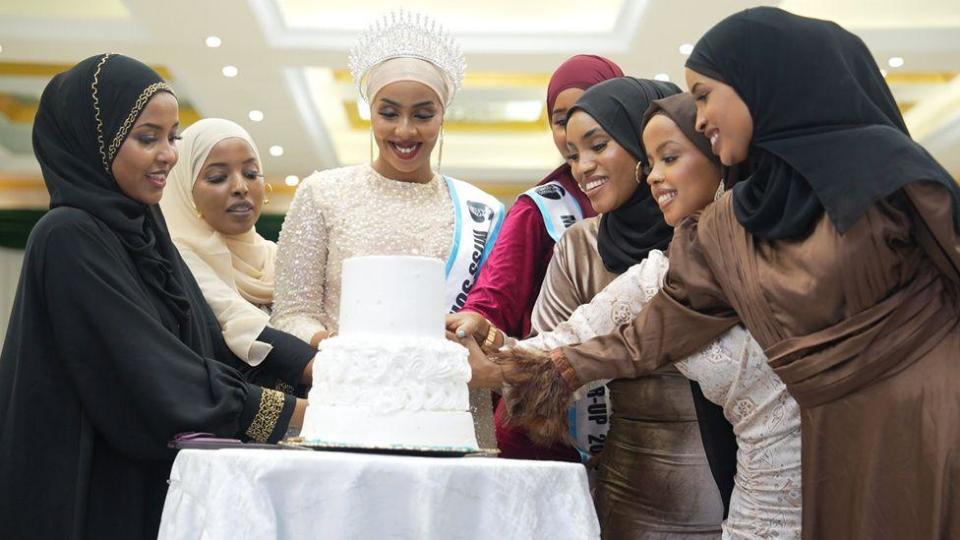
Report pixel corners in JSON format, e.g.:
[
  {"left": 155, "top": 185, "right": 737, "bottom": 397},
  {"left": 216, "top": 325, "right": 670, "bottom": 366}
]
[{"left": 158, "top": 448, "right": 600, "bottom": 539}]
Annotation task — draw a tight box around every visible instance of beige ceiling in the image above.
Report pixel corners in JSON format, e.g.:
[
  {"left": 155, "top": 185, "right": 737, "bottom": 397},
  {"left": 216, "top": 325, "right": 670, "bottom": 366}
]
[
  {"left": 1, "top": 0, "right": 959, "bottom": 210},
  {"left": 0, "top": 0, "right": 129, "bottom": 19}
]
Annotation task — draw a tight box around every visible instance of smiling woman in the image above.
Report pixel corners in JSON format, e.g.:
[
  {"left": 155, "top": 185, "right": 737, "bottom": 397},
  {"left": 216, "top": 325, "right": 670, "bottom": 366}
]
[
  {"left": 642, "top": 107, "right": 722, "bottom": 226},
  {"left": 110, "top": 91, "right": 180, "bottom": 205},
  {"left": 0, "top": 54, "right": 306, "bottom": 539},
  {"left": 564, "top": 111, "right": 639, "bottom": 214},
  {"left": 371, "top": 79, "right": 443, "bottom": 182},
  {"left": 684, "top": 72, "right": 752, "bottom": 167},
  {"left": 451, "top": 78, "right": 739, "bottom": 538},
  {"left": 271, "top": 10, "right": 505, "bottom": 449}
]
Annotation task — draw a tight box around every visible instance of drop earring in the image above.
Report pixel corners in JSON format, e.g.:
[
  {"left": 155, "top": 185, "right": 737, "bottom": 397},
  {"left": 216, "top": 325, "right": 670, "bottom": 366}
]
[
  {"left": 436, "top": 125, "right": 445, "bottom": 173},
  {"left": 263, "top": 182, "right": 272, "bottom": 205},
  {"left": 369, "top": 127, "right": 375, "bottom": 163}
]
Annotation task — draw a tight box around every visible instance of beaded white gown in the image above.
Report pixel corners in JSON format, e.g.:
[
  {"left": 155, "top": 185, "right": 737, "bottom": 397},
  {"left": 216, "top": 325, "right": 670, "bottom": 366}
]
[
  {"left": 272, "top": 163, "right": 494, "bottom": 448},
  {"left": 516, "top": 249, "right": 802, "bottom": 539}
]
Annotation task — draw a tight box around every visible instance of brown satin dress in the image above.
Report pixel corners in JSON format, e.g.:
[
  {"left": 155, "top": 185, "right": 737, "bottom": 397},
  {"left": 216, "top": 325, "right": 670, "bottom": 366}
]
[
  {"left": 561, "top": 184, "right": 960, "bottom": 539},
  {"left": 532, "top": 217, "right": 723, "bottom": 539}
]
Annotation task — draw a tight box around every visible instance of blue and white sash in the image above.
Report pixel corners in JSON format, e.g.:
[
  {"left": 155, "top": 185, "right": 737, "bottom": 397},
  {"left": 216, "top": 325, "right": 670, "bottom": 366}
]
[
  {"left": 569, "top": 381, "right": 611, "bottom": 460},
  {"left": 444, "top": 177, "right": 505, "bottom": 314},
  {"left": 526, "top": 181, "right": 609, "bottom": 459},
  {"left": 521, "top": 181, "right": 585, "bottom": 242}
]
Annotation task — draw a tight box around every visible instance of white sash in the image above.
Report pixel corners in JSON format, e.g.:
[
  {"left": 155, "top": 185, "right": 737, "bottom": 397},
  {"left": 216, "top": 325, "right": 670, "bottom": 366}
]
[
  {"left": 526, "top": 182, "right": 608, "bottom": 459},
  {"left": 521, "top": 181, "right": 585, "bottom": 242},
  {"left": 569, "top": 380, "right": 611, "bottom": 459},
  {"left": 444, "top": 177, "right": 505, "bottom": 314}
]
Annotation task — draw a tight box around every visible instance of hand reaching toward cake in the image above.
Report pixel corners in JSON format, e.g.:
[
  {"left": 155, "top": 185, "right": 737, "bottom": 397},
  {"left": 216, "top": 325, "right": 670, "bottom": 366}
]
[
  {"left": 446, "top": 312, "right": 505, "bottom": 352},
  {"left": 448, "top": 330, "right": 504, "bottom": 389},
  {"left": 488, "top": 347, "right": 577, "bottom": 447},
  {"left": 448, "top": 328, "right": 577, "bottom": 447},
  {"left": 446, "top": 311, "right": 487, "bottom": 342}
]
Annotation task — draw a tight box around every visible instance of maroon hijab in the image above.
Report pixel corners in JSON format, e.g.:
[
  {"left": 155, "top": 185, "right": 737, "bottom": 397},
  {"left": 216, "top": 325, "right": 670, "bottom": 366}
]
[
  {"left": 539, "top": 55, "right": 624, "bottom": 189},
  {"left": 546, "top": 54, "right": 624, "bottom": 113}
]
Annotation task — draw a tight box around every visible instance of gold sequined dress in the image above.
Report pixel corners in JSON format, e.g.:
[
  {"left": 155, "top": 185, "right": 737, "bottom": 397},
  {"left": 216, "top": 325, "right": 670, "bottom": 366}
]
[{"left": 272, "top": 163, "right": 495, "bottom": 447}]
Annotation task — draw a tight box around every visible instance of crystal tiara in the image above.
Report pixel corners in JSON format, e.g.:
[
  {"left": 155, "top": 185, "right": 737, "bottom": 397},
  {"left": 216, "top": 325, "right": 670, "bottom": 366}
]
[{"left": 348, "top": 9, "right": 466, "bottom": 104}]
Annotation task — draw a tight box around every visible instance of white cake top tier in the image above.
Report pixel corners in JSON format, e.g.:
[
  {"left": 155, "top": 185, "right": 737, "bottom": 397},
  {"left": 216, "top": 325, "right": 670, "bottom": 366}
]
[{"left": 338, "top": 255, "right": 445, "bottom": 339}]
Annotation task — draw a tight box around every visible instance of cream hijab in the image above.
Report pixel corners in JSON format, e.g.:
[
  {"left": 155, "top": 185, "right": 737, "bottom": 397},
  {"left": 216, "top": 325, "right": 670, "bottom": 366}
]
[{"left": 160, "top": 118, "right": 277, "bottom": 364}]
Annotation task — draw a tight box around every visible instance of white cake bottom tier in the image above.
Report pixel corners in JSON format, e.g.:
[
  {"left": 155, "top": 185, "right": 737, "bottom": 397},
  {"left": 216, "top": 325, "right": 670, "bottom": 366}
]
[
  {"left": 301, "top": 406, "right": 480, "bottom": 450},
  {"left": 310, "top": 334, "right": 472, "bottom": 412}
]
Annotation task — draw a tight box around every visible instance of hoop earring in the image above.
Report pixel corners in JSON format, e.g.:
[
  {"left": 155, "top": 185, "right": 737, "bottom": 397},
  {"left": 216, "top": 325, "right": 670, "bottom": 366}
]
[
  {"left": 634, "top": 161, "right": 643, "bottom": 185},
  {"left": 713, "top": 179, "right": 725, "bottom": 202},
  {"left": 263, "top": 182, "right": 273, "bottom": 205}
]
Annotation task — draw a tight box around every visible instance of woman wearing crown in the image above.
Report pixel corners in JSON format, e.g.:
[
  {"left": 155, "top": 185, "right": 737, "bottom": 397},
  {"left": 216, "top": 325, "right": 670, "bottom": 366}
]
[{"left": 272, "top": 11, "right": 504, "bottom": 447}]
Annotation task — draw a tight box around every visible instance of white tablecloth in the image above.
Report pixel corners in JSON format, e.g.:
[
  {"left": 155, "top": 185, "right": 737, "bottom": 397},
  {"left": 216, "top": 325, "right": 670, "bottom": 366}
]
[{"left": 158, "top": 448, "right": 600, "bottom": 540}]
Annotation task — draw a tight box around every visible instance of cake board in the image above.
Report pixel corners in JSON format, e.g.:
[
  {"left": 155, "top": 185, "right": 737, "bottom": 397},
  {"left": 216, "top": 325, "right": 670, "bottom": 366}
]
[{"left": 283, "top": 437, "right": 500, "bottom": 458}]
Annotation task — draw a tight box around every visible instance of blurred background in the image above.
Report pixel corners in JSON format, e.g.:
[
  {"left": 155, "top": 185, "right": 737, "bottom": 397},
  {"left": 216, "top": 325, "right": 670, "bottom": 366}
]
[{"left": 1, "top": 0, "right": 959, "bottom": 336}]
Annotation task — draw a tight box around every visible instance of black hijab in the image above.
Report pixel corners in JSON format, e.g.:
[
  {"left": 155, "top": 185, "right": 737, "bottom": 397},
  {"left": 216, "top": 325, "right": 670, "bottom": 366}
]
[
  {"left": 686, "top": 7, "right": 960, "bottom": 240},
  {"left": 32, "top": 54, "right": 194, "bottom": 337},
  {"left": 570, "top": 77, "right": 680, "bottom": 273}
]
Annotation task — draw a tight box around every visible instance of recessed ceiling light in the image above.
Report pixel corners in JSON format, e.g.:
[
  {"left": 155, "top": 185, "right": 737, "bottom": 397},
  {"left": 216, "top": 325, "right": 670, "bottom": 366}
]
[
  {"left": 269, "top": 145, "right": 284, "bottom": 157},
  {"left": 880, "top": 69, "right": 888, "bottom": 78},
  {"left": 248, "top": 110, "right": 264, "bottom": 122},
  {"left": 0, "top": 44, "right": 4, "bottom": 55},
  {"left": 222, "top": 65, "right": 238, "bottom": 78},
  {"left": 284, "top": 175, "right": 300, "bottom": 187},
  {"left": 679, "top": 43, "right": 694, "bottom": 55},
  {"left": 205, "top": 36, "right": 222, "bottom": 48},
  {"left": 887, "top": 56, "right": 904, "bottom": 68},
  {"left": 654, "top": 73, "right": 670, "bottom": 82}
]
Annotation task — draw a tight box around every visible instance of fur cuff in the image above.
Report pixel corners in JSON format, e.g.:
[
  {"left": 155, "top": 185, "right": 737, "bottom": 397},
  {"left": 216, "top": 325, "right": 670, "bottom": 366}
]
[{"left": 491, "top": 347, "right": 576, "bottom": 447}]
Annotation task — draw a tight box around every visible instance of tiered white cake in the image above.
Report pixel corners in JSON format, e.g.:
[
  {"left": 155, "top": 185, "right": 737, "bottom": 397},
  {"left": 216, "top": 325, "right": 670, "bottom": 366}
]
[{"left": 301, "top": 255, "right": 479, "bottom": 450}]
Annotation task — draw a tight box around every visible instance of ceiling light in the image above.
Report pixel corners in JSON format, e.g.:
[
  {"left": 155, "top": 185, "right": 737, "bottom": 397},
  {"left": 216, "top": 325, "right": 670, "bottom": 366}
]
[
  {"left": 248, "top": 110, "right": 264, "bottom": 122},
  {"left": 654, "top": 73, "right": 670, "bottom": 82},
  {"left": 269, "top": 145, "right": 284, "bottom": 157},
  {"left": 205, "top": 36, "right": 222, "bottom": 48},
  {"left": 284, "top": 175, "right": 300, "bottom": 187},
  {"left": 887, "top": 56, "right": 904, "bottom": 68},
  {"left": 0, "top": 44, "right": 4, "bottom": 55},
  {"left": 222, "top": 65, "right": 238, "bottom": 78},
  {"left": 679, "top": 43, "right": 694, "bottom": 55}
]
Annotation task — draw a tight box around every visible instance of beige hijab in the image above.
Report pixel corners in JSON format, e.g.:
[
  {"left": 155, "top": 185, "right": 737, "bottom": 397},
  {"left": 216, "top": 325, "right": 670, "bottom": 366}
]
[{"left": 160, "top": 118, "right": 277, "bottom": 364}]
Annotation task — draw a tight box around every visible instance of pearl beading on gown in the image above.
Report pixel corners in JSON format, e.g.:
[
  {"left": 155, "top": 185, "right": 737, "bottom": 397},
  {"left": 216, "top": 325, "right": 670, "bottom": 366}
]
[{"left": 272, "top": 163, "right": 495, "bottom": 447}]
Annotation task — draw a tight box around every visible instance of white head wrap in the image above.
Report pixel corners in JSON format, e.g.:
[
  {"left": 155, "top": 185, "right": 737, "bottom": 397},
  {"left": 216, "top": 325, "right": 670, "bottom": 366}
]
[
  {"left": 364, "top": 57, "right": 450, "bottom": 107},
  {"left": 159, "top": 118, "right": 277, "bottom": 365}
]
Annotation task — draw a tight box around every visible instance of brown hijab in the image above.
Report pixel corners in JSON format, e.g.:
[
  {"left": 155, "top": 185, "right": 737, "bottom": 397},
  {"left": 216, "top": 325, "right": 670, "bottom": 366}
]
[
  {"left": 644, "top": 93, "right": 717, "bottom": 161},
  {"left": 642, "top": 93, "right": 747, "bottom": 190}
]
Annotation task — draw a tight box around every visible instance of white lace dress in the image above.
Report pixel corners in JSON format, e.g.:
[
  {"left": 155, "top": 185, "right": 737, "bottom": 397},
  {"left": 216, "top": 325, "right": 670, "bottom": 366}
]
[
  {"left": 272, "top": 164, "right": 495, "bottom": 448},
  {"left": 515, "top": 249, "right": 802, "bottom": 539}
]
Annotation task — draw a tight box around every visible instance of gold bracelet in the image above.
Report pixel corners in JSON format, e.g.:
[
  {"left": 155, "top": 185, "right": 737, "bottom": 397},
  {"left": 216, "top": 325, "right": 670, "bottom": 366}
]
[{"left": 482, "top": 323, "right": 499, "bottom": 350}]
